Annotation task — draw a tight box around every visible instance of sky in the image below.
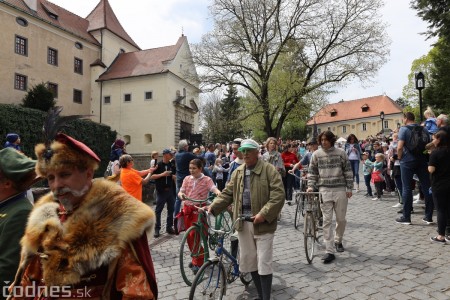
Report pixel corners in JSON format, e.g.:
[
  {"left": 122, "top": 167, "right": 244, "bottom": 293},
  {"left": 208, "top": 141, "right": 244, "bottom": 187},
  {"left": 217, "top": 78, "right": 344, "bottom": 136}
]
[{"left": 52, "top": 0, "right": 435, "bottom": 104}]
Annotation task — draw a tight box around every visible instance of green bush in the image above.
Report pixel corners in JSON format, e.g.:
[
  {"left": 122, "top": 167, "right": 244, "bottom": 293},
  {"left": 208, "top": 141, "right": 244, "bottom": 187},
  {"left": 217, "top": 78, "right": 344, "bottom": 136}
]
[
  {"left": 0, "top": 104, "right": 116, "bottom": 177},
  {"left": 21, "top": 83, "right": 56, "bottom": 112}
]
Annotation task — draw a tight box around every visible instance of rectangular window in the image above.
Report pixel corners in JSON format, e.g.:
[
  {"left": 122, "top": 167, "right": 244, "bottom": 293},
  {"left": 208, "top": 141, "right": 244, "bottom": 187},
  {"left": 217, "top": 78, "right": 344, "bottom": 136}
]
[
  {"left": 362, "top": 123, "right": 367, "bottom": 131},
  {"left": 145, "top": 91, "right": 153, "bottom": 100},
  {"left": 74, "top": 57, "right": 83, "bottom": 74},
  {"left": 15, "top": 35, "right": 27, "bottom": 56},
  {"left": 384, "top": 120, "right": 389, "bottom": 129},
  {"left": 47, "top": 82, "right": 58, "bottom": 98},
  {"left": 47, "top": 47, "right": 58, "bottom": 65},
  {"left": 104, "top": 96, "right": 111, "bottom": 104},
  {"left": 14, "top": 74, "right": 27, "bottom": 90},
  {"left": 73, "top": 89, "right": 82, "bottom": 104},
  {"left": 342, "top": 126, "right": 347, "bottom": 133},
  {"left": 124, "top": 94, "right": 131, "bottom": 102}
]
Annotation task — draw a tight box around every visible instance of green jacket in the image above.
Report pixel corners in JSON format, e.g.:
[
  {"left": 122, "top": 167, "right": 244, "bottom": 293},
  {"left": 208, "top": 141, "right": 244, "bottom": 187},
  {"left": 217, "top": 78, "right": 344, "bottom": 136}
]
[
  {"left": 210, "top": 159, "right": 285, "bottom": 235},
  {"left": 0, "top": 193, "right": 32, "bottom": 299}
]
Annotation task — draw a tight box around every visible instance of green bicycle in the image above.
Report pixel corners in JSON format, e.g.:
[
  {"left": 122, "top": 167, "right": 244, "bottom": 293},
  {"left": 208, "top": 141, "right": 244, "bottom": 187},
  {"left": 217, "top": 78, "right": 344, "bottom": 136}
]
[{"left": 179, "top": 196, "right": 233, "bottom": 286}]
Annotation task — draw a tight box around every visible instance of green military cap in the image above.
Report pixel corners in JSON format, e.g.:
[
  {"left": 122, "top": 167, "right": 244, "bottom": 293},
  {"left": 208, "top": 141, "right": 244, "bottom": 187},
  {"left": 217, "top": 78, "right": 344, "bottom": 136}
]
[{"left": 0, "top": 148, "right": 37, "bottom": 181}]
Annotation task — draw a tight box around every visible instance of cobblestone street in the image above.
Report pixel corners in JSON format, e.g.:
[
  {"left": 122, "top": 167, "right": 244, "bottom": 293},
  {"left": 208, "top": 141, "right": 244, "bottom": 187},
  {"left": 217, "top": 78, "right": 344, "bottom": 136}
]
[{"left": 150, "top": 191, "right": 450, "bottom": 299}]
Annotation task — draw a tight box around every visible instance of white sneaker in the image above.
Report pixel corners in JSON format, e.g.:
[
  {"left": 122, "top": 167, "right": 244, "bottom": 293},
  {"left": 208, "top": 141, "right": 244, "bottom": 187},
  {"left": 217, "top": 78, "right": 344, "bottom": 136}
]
[
  {"left": 372, "top": 197, "right": 379, "bottom": 201},
  {"left": 413, "top": 199, "right": 425, "bottom": 205},
  {"left": 413, "top": 194, "right": 420, "bottom": 201},
  {"left": 355, "top": 188, "right": 359, "bottom": 192},
  {"left": 392, "top": 203, "right": 402, "bottom": 208}
]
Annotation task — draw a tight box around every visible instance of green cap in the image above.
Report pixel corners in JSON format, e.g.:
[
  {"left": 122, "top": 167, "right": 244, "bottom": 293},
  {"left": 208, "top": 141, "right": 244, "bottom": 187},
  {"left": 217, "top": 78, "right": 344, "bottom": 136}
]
[
  {"left": 0, "top": 148, "right": 37, "bottom": 181},
  {"left": 238, "top": 139, "right": 260, "bottom": 152}
]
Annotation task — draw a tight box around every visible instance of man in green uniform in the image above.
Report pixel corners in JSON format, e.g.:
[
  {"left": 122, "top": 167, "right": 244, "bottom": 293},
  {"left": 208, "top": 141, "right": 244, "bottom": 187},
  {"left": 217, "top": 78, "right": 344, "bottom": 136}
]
[{"left": 0, "top": 148, "right": 40, "bottom": 299}]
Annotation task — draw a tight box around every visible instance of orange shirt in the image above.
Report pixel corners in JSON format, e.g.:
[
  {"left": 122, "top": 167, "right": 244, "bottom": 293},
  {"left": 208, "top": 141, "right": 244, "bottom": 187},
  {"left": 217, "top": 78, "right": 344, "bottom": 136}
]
[{"left": 120, "top": 168, "right": 143, "bottom": 201}]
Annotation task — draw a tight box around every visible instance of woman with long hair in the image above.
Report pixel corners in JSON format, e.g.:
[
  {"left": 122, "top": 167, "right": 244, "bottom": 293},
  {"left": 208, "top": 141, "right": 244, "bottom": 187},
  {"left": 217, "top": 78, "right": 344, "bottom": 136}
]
[{"left": 344, "top": 134, "right": 362, "bottom": 192}]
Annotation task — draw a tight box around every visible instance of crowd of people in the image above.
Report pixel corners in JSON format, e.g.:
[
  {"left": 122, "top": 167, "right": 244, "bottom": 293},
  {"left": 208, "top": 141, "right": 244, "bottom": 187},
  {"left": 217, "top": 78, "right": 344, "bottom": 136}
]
[{"left": 1, "top": 106, "right": 450, "bottom": 299}]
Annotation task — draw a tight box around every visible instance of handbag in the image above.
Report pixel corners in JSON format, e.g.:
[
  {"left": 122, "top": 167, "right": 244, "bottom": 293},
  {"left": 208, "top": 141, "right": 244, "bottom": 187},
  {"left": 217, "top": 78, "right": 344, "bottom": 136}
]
[
  {"left": 174, "top": 211, "right": 186, "bottom": 235},
  {"left": 371, "top": 170, "right": 384, "bottom": 183}
]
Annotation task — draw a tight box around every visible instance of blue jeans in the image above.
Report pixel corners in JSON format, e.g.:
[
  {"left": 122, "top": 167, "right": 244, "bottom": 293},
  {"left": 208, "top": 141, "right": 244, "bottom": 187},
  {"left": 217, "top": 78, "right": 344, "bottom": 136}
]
[
  {"left": 349, "top": 160, "right": 360, "bottom": 185},
  {"left": 173, "top": 179, "right": 183, "bottom": 218},
  {"left": 400, "top": 159, "right": 434, "bottom": 221},
  {"left": 364, "top": 174, "right": 372, "bottom": 196},
  {"left": 394, "top": 175, "right": 403, "bottom": 203},
  {"left": 155, "top": 189, "right": 175, "bottom": 231}
]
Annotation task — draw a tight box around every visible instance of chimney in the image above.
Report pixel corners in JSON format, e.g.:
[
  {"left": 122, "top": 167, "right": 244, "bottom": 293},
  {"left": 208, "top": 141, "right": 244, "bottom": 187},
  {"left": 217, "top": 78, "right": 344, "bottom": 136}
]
[{"left": 24, "top": 0, "right": 37, "bottom": 11}]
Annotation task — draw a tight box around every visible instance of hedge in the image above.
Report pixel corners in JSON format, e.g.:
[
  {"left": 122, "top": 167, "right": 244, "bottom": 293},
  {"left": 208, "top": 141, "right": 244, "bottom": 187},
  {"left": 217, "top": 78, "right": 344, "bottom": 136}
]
[{"left": 0, "top": 104, "right": 117, "bottom": 177}]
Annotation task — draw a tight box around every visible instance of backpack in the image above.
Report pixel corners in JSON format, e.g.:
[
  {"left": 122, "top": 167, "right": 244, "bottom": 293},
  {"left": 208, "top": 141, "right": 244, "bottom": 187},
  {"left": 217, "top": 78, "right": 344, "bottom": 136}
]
[{"left": 407, "top": 125, "right": 430, "bottom": 157}]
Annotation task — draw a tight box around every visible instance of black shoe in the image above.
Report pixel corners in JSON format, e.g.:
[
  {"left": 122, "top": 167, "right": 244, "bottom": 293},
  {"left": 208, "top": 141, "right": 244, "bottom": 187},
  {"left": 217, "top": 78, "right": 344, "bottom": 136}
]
[
  {"left": 422, "top": 217, "right": 434, "bottom": 225},
  {"left": 154, "top": 230, "right": 160, "bottom": 238},
  {"left": 322, "top": 253, "right": 335, "bottom": 264},
  {"left": 395, "top": 216, "right": 411, "bottom": 225},
  {"left": 166, "top": 227, "right": 176, "bottom": 234},
  {"left": 335, "top": 242, "right": 344, "bottom": 252}
]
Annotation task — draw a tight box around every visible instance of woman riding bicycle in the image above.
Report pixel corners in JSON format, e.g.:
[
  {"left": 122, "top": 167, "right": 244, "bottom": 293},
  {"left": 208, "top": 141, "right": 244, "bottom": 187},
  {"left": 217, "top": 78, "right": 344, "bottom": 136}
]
[{"left": 178, "top": 158, "right": 221, "bottom": 272}]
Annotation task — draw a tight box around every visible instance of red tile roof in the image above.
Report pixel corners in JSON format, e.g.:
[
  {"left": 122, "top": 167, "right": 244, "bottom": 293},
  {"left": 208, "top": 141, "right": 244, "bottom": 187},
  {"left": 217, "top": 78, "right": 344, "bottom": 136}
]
[
  {"left": 97, "top": 35, "right": 187, "bottom": 81},
  {"left": 2, "top": 0, "right": 99, "bottom": 45},
  {"left": 86, "top": 0, "right": 140, "bottom": 50},
  {"left": 306, "top": 95, "right": 403, "bottom": 125}
]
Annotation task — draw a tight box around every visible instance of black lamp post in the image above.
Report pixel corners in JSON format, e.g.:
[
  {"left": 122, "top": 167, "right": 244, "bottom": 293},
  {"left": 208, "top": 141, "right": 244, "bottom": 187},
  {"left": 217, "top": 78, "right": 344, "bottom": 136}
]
[
  {"left": 380, "top": 111, "right": 385, "bottom": 133},
  {"left": 415, "top": 72, "right": 425, "bottom": 122},
  {"left": 397, "top": 122, "right": 401, "bottom": 130}
]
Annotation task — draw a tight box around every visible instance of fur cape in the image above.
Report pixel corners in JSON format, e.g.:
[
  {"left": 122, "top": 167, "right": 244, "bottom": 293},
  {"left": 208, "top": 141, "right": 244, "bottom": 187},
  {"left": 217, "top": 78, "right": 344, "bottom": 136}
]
[{"left": 18, "top": 179, "right": 156, "bottom": 286}]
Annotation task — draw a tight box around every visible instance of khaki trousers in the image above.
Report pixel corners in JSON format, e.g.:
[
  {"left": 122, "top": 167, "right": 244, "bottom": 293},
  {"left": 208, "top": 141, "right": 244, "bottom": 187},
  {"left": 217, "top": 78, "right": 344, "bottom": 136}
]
[
  {"left": 319, "top": 186, "right": 348, "bottom": 254},
  {"left": 237, "top": 221, "right": 274, "bottom": 275}
]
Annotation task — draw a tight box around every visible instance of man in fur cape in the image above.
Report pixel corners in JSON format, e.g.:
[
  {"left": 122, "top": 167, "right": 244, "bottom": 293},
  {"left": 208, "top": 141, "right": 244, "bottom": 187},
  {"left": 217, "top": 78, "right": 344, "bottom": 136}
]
[{"left": 8, "top": 133, "right": 157, "bottom": 300}]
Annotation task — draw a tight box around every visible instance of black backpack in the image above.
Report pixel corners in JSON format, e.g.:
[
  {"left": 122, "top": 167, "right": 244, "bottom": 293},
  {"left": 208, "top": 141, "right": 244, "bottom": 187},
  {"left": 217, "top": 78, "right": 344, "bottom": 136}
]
[{"left": 406, "top": 125, "right": 430, "bottom": 157}]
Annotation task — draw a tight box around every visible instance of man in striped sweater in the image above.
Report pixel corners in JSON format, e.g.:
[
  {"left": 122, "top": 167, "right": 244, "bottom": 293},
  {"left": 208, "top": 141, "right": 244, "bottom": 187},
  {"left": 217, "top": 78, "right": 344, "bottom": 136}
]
[{"left": 307, "top": 131, "right": 353, "bottom": 264}]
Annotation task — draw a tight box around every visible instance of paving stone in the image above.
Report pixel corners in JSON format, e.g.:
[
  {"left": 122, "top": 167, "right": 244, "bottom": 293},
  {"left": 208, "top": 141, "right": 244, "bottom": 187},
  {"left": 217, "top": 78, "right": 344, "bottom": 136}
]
[{"left": 149, "top": 187, "right": 450, "bottom": 299}]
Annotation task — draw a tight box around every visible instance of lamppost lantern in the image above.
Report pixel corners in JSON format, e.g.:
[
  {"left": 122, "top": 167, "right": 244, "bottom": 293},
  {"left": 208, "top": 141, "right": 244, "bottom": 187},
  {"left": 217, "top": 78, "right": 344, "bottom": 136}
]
[
  {"left": 415, "top": 71, "right": 425, "bottom": 122},
  {"left": 397, "top": 122, "right": 401, "bottom": 129},
  {"left": 415, "top": 72, "right": 425, "bottom": 90},
  {"left": 379, "top": 111, "right": 385, "bottom": 133}
]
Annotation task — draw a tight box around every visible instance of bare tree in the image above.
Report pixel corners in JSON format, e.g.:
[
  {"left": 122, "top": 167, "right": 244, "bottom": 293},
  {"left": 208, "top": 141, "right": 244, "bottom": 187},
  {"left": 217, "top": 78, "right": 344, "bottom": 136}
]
[{"left": 192, "top": 0, "right": 390, "bottom": 137}]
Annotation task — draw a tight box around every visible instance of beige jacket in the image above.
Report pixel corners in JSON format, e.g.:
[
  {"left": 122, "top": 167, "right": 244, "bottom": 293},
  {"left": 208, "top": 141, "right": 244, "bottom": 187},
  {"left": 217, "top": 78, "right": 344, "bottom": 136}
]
[{"left": 210, "top": 159, "right": 285, "bottom": 235}]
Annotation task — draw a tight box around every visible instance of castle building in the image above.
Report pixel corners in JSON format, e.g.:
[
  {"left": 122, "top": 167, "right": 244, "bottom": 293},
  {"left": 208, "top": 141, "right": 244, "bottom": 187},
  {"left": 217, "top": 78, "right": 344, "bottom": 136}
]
[{"left": 0, "top": 0, "right": 200, "bottom": 154}]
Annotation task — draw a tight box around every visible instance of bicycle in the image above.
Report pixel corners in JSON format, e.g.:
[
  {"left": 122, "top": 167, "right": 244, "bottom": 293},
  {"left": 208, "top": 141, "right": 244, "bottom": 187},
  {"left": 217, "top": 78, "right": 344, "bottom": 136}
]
[
  {"left": 298, "top": 191, "right": 322, "bottom": 264},
  {"left": 189, "top": 212, "right": 253, "bottom": 300},
  {"left": 292, "top": 170, "right": 308, "bottom": 230},
  {"left": 179, "top": 196, "right": 234, "bottom": 286}
]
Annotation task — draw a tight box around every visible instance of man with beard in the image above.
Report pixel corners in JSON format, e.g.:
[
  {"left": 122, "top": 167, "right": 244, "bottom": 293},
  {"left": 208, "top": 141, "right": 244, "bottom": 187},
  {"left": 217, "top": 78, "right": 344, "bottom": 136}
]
[{"left": 7, "top": 133, "right": 158, "bottom": 299}]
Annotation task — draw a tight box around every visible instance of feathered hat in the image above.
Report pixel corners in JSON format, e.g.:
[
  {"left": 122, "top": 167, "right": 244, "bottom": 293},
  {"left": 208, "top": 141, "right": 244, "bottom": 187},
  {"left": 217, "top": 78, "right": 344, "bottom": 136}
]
[{"left": 35, "top": 107, "right": 100, "bottom": 177}]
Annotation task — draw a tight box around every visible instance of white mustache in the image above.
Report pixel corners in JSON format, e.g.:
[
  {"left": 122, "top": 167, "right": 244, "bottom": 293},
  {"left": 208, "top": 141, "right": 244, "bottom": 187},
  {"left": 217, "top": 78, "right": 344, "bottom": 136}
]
[{"left": 53, "top": 185, "right": 89, "bottom": 198}]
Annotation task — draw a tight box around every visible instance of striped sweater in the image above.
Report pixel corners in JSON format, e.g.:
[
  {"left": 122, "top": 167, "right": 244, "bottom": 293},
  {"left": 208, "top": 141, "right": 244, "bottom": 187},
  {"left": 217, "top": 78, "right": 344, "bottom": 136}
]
[{"left": 307, "top": 146, "right": 353, "bottom": 190}]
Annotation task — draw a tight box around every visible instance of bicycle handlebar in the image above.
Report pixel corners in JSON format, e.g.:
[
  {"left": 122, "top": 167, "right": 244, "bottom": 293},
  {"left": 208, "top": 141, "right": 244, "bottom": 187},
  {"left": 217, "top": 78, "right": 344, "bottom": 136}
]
[{"left": 201, "top": 209, "right": 253, "bottom": 236}]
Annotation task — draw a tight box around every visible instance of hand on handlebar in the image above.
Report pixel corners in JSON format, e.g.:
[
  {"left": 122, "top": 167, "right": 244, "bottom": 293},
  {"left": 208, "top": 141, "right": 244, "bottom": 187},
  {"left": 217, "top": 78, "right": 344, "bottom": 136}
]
[
  {"left": 306, "top": 187, "right": 313, "bottom": 193},
  {"left": 288, "top": 169, "right": 294, "bottom": 174}
]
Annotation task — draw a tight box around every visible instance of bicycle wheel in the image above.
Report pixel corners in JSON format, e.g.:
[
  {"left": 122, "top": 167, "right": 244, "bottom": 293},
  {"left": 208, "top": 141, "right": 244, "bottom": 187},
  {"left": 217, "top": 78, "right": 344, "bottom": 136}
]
[
  {"left": 304, "top": 212, "right": 316, "bottom": 264},
  {"left": 210, "top": 211, "right": 233, "bottom": 253},
  {"left": 180, "top": 226, "right": 208, "bottom": 286},
  {"left": 294, "top": 194, "right": 303, "bottom": 229},
  {"left": 189, "top": 260, "right": 226, "bottom": 300}
]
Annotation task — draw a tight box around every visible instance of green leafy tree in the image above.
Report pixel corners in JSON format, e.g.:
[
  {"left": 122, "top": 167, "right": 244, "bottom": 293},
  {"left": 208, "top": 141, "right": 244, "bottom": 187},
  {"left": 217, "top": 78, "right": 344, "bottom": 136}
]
[
  {"left": 411, "top": 0, "right": 450, "bottom": 39},
  {"left": 192, "top": 0, "right": 389, "bottom": 138},
  {"left": 423, "top": 37, "right": 450, "bottom": 113},
  {"left": 21, "top": 83, "right": 56, "bottom": 112},
  {"left": 218, "top": 84, "right": 243, "bottom": 141},
  {"left": 401, "top": 53, "right": 433, "bottom": 106},
  {"left": 395, "top": 97, "right": 409, "bottom": 108}
]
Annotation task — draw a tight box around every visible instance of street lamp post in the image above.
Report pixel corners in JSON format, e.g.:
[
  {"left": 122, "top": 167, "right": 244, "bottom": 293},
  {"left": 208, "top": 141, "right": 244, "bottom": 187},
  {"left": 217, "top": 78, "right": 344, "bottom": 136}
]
[
  {"left": 379, "top": 111, "right": 385, "bottom": 134},
  {"left": 415, "top": 72, "right": 425, "bottom": 122}
]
